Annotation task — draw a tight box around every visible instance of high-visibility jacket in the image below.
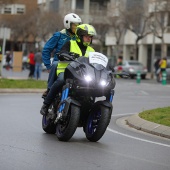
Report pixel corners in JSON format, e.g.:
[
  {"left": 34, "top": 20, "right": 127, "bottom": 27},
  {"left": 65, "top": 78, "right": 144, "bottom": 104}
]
[
  {"left": 160, "top": 59, "right": 167, "bottom": 69},
  {"left": 56, "top": 40, "right": 95, "bottom": 76}
]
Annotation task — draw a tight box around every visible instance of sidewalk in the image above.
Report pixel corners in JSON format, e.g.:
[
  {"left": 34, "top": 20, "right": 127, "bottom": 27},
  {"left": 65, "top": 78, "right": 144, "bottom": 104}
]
[
  {"left": 0, "top": 88, "right": 45, "bottom": 93},
  {"left": 126, "top": 114, "right": 170, "bottom": 139},
  {"left": 1, "top": 68, "right": 48, "bottom": 80}
]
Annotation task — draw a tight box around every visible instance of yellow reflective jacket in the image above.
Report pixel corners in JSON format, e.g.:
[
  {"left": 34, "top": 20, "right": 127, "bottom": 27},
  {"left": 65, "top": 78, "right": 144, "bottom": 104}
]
[
  {"left": 160, "top": 59, "right": 167, "bottom": 69},
  {"left": 56, "top": 40, "right": 95, "bottom": 76}
]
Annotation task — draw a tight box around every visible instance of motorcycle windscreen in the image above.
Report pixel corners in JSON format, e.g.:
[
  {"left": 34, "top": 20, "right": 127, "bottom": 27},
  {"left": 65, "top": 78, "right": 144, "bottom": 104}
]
[{"left": 89, "top": 52, "right": 108, "bottom": 70}]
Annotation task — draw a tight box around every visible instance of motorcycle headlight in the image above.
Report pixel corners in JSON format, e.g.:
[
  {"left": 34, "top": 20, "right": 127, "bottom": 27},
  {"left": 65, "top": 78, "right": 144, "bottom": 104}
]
[
  {"left": 84, "top": 75, "right": 92, "bottom": 82},
  {"left": 100, "top": 80, "right": 109, "bottom": 86}
]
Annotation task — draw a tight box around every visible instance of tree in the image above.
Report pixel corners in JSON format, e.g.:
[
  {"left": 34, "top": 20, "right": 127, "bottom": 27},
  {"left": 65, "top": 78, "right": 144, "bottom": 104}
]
[
  {"left": 149, "top": 0, "right": 170, "bottom": 58},
  {"left": 121, "top": 2, "right": 152, "bottom": 59},
  {"left": 1, "top": 6, "right": 63, "bottom": 51},
  {"left": 110, "top": 16, "right": 126, "bottom": 59}
]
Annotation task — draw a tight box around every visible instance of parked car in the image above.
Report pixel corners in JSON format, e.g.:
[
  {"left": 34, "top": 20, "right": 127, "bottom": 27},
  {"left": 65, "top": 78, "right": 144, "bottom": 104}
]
[{"left": 114, "top": 60, "right": 148, "bottom": 79}]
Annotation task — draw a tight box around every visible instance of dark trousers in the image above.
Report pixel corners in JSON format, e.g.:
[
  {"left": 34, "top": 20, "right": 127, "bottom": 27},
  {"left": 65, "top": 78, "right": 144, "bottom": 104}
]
[
  {"left": 44, "top": 72, "right": 64, "bottom": 106},
  {"left": 28, "top": 64, "right": 35, "bottom": 78},
  {"left": 47, "top": 61, "right": 58, "bottom": 89}
]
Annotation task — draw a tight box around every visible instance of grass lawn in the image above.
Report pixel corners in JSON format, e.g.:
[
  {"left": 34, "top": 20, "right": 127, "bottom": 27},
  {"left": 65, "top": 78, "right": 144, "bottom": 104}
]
[
  {"left": 0, "top": 78, "right": 47, "bottom": 89},
  {"left": 139, "top": 107, "right": 170, "bottom": 127}
]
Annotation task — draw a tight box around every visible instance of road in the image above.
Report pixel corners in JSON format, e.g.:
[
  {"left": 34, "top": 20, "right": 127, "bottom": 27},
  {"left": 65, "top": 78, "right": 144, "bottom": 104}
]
[{"left": 0, "top": 79, "right": 170, "bottom": 170}]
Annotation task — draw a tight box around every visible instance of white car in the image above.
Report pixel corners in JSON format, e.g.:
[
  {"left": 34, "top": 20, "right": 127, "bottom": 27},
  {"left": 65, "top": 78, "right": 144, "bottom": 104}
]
[{"left": 114, "top": 60, "right": 148, "bottom": 79}]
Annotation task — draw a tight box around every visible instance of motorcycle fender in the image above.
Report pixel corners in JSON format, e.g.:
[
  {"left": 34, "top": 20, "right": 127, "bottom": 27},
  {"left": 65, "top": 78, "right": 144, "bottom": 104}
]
[
  {"left": 94, "top": 101, "right": 113, "bottom": 110},
  {"left": 62, "top": 97, "right": 81, "bottom": 117}
]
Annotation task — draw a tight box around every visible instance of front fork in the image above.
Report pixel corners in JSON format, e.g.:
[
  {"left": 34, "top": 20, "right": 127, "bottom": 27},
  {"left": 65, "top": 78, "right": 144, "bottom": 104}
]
[
  {"left": 55, "top": 83, "right": 70, "bottom": 123},
  {"left": 109, "top": 89, "right": 115, "bottom": 103}
]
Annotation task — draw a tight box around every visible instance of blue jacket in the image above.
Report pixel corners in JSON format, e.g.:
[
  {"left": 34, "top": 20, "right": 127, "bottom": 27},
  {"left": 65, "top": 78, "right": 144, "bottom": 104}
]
[{"left": 42, "top": 29, "right": 76, "bottom": 70}]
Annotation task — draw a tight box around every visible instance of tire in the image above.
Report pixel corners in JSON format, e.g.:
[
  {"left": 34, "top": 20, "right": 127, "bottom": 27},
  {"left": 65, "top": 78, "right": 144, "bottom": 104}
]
[
  {"left": 42, "top": 115, "right": 56, "bottom": 134},
  {"left": 56, "top": 105, "right": 80, "bottom": 141},
  {"left": 42, "top": 105, "right": 56, "bottom": 134},
  {"left": 85, "top": 105, "right": 112, "bottom": 142}
]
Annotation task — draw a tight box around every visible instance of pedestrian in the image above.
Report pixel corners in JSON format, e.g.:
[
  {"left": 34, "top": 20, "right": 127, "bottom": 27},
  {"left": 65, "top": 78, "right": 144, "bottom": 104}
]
[
  {"left": 40, "top": 24, "right": 96, "bottom": 115},
  {"left": 28, "top": 51, "right": 35, "bottom": 78},
  {"left": 154, "top": 58, "right": 161, "bottom": 82},
  {"left": 42, "top": 13, "right": 82, "bottom": 98},
  {"left": 159, "top": 57, "right": 167, "bottom": 81},
  {"left": 117, "top": 56, "right": 123, "bottom": 66},
  {"left": 117, "top": 56, "right": 123, "bottom": 73},
  {"left": 5, "top": 51, "right": 11, "bottom": 70},
  {"left": 34, "top": 50, "right": 42, "bottom": 80}
]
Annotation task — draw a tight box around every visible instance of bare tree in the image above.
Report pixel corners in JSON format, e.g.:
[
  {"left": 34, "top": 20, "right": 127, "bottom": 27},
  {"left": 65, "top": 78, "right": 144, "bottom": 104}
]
[
  {"left": 1, "top": 7, "right": 63, "bottom": 51},
  {"left": 121, "top": 1, "right": 152, "bottom": 59},
  {"left": 92, "top": 23, "right": 110, "bottom": 53},
  {"left": 150, "top": 0, "right": 170, "bottom": 58},
  {"left": 110, "top": 16, "right": 126, "bottom": 59},
  {"left": 35, "top": 11, "right": 63, "bottom": 42}
]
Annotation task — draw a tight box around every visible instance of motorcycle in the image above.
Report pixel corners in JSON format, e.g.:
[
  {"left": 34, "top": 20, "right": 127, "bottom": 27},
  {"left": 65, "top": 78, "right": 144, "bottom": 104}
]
[{"left": 42, "top": 52, "right": 129, "bottom": 142}]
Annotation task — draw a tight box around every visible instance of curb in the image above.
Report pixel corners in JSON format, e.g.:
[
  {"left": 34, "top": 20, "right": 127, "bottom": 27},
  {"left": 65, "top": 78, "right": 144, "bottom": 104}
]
[
  {"left": 126, "top": 114, "right": 170, "bottom": 139},
  {"left": 0, "top": 88, "right": 45, "bottom": 93}
]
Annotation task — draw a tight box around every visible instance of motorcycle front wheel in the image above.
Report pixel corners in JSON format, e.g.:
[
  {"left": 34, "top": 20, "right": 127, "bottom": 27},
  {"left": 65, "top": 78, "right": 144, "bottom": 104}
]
[
  {"left": 56, "top": 104, "right": 80, "bottom": 141},
  {"left": 85, "top": 105, "right": 112, "bottom": 142}
]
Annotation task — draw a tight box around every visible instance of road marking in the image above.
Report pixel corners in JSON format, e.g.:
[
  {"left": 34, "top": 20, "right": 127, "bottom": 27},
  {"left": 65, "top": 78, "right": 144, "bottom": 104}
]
[
  {"left": 140, "top": 90, "right": 149, "bottom": 95},
  {"left": 112, "top": 113, "right": 136, "bottom": 117},
  {"left": 107, "top": 128, "right": 170, "bottom": 148}
]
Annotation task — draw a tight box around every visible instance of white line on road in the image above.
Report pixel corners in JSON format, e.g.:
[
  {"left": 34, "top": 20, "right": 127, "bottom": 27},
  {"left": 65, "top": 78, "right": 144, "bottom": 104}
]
[
  {"left": 140, "top": 90, "right": 149, "bottom": 95},
  {"left": 112, "top": 113, "right": 137, "bottom": 117},
  {"left": 107, "top": 128, "right": 170, "bottom": 148}
]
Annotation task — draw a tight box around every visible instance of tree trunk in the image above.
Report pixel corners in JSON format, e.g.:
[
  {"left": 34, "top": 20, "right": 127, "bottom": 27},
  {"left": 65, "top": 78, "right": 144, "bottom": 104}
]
[
  {"left": 134, "top": 40, "right": 138, "bottom": 60},
  {"left": 161, "top": 38, "right": 166, "bottom": 58}
]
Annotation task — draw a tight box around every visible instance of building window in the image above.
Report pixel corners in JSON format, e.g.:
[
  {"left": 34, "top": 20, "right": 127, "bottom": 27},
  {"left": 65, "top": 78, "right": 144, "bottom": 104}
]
[
  {"left": 16, "top": 7, "right": 25, "bottom": 14},
  {"left": 14, "top": 4, "right": 25, "bottom": 14},
  {"left": 1, "top": 4, "right": 25, "bottom": 15},
  {"left": 76, "top": 0, "right": 84, "bottom": 9},
  {"left": 4, "top": 7, "right": 12, "bottom": 14}
]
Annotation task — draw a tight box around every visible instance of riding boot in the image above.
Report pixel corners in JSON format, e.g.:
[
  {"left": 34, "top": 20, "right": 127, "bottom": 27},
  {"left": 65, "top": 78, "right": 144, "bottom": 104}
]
[
  {"left": 40, "top": 104, "right": 49, "bottom": 115},
  {"left": 42, "top": 88, "right": 50, "bottom": 99}
]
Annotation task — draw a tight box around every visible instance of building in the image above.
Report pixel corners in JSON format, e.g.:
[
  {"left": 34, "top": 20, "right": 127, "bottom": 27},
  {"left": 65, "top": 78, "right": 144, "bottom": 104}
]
[
  {"left": 0, "top": 0, "right": 38, "bottom": 53},
  {"left": 38, "top": 0, "right": 110, "bottom": 24},
  {"left": 106, "top": 0, "right": 170, "bottom": 72}
]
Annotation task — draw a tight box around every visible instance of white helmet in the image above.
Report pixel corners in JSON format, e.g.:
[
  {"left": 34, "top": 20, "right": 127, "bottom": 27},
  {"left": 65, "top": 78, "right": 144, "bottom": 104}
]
[{"left": 64, "top": 13, "right": 82, "bottom": 29}]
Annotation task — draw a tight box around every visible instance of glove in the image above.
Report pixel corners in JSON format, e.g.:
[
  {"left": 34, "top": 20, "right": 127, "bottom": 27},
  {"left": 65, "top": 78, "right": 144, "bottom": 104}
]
[{"left": 68, "top": 52, "right": 80, "bottom": 59}]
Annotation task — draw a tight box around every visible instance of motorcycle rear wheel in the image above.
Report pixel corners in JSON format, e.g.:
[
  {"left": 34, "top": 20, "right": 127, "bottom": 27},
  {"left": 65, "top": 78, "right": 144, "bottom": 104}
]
[
  {"left": 56, "top": 104, "right": 80, "bottom": 141},
  {"left": 85, "top": 105, "right": 112, "bottom": 142}
]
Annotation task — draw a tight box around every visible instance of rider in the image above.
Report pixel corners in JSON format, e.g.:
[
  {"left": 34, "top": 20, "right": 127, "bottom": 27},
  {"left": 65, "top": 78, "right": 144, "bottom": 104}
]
[
  {"left": 40, "top": 24, "right": 97, "bottom": 115},
  {"left": 42, "top": 13, "right": 82, "bottom": 98}
]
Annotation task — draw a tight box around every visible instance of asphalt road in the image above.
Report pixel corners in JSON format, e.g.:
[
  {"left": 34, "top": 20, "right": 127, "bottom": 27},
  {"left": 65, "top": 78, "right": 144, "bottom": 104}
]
[{"left": 0, "top": 79, "right": 170, "bottom": 170}]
